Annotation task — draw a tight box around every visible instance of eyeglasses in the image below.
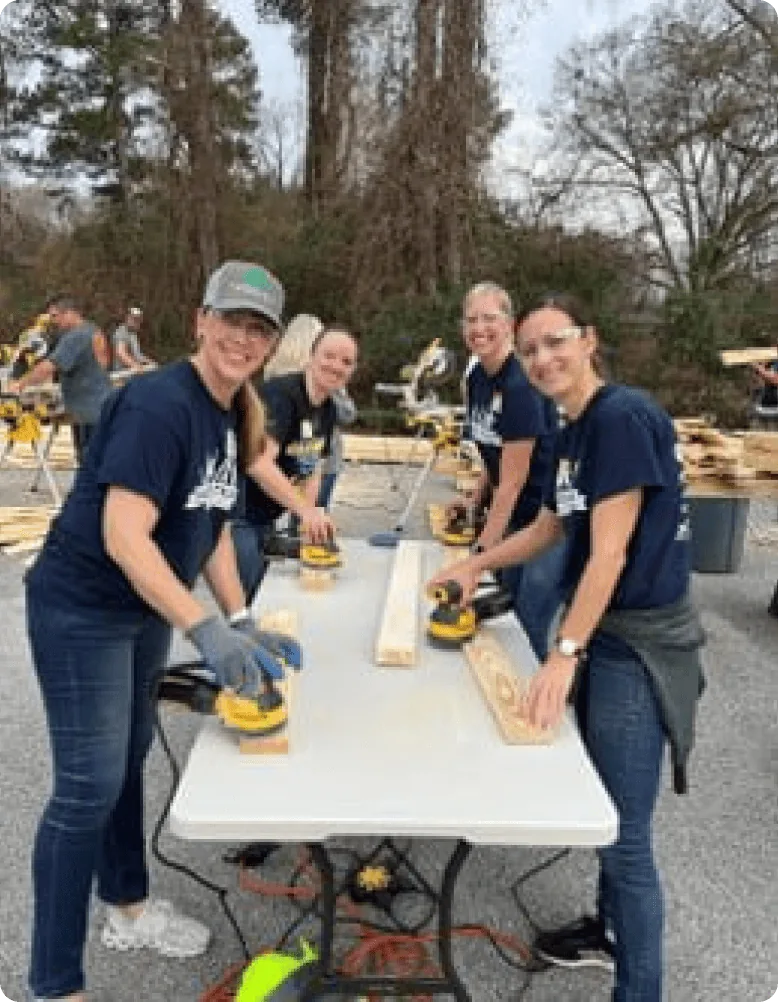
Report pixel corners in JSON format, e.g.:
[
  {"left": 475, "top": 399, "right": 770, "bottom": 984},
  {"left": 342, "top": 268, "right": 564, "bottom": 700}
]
[
  {"left": 516, "top": 326, "right": 583, "bottom": 362},
  {"left": 463, "top": 311, "right": 511, "bottom": 328},
  {"left": 214, "top": 310, "right": 280, "bottom": 341}
]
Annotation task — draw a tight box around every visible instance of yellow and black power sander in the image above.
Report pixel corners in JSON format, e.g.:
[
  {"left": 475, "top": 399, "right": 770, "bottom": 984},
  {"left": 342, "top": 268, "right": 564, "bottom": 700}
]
[
  {"left": 440, "top": 501, "right": 486, "bottom": 548},
  {"left": 264, "top": 531, "right": 342, "bottom": 570},
  {"left": 427, "top": 579, "right": 514, "bottom": 648},
  {"left": 157, "top": 663, "right": 290, "bottom": 736}
]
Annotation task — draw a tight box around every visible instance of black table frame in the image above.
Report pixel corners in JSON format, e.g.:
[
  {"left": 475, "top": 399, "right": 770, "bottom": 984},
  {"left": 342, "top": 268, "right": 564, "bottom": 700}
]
[{"left": 292, "top": 838, "right": 473, "bottom": 1001}]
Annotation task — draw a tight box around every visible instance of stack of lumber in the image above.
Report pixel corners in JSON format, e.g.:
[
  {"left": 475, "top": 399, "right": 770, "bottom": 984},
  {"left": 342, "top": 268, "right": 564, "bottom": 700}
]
[
  {"left": 742, "top": 432, "right": 778, "bottom": 476},
  {"left": 675, "top": 418, "right": 752, "bottom": 483},
  {"left": 0, "top": 506, "right": 55, "bottom": 558},
  {"left": 0, "top": 427, "right": 75, "bottom": 470}
]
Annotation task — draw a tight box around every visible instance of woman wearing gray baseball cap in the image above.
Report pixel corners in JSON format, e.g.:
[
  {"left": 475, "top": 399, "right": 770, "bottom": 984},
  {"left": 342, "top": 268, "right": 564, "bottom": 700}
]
[{"left": 23, "top": 261, "right": 289, "bottom": 1001}]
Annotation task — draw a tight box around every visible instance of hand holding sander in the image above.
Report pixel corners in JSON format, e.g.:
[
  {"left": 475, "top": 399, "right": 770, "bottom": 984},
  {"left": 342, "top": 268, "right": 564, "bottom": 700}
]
[
  {"left": 157, "top": 615, "right": 303, "bottom": 736},
  {"left": 427, "top": 579, "right": 514, "bottom": 647},
  {"left": 264, "top": 530, "right": 342, "bottom": 570}
]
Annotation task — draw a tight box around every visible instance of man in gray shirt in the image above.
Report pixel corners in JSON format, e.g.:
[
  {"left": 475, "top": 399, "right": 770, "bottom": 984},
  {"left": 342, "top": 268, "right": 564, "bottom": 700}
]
[
  {"left": 111, "top": 306, "right": 155, "bottom": 372},
  {"left": 9, "top": 294, "right": 113, "bottom": 462}
]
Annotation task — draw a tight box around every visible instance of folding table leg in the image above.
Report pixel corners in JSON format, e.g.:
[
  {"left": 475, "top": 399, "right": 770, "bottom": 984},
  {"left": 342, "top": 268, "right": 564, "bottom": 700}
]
[{"left": 301, "top": 840, "right": 473, "bottom": 1001}]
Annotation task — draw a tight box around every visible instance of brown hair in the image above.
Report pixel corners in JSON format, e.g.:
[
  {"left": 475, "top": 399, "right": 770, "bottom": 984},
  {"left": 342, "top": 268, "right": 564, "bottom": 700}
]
[
  {"left": 235, "top": 381, "right": 266, "bottom": 471},
  {"left": 515, "top": 292, "right": 608, "bottom": 377}
]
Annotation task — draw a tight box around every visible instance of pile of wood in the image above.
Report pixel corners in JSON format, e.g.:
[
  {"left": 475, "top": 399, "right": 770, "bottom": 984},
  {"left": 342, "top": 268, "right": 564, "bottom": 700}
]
[
  {"left": 742, "top": 432, "right": 778, "bottom": 476},
  {"left": 0, "top": 506, "right": 54, "bottom": 559},
  {"left": 675, "top": 418, "right": 752, "bottom": 483},
  {"left": 675, "top": 418, "right": 778, "bottom": 492}
]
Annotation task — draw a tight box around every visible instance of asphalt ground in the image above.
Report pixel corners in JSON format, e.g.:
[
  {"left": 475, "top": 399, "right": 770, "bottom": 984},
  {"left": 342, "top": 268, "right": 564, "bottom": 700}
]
[{"left": 0, "top": 460, "right": 776, "bottom": 1002}]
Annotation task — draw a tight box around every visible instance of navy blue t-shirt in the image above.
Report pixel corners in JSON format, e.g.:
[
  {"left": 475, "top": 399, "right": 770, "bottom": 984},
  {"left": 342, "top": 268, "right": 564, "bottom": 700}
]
[
  {"left": 544, "top": 384, "right": 690, "bottom": 610},
  {"left": 467, "top": 354, "right": 556, "bottom": 529},
  {"left": 244, "top": 372, "right": 336, "bottom": 525},
  {"left": 27, "top": 361, "right": 240, "bottom": 612}
]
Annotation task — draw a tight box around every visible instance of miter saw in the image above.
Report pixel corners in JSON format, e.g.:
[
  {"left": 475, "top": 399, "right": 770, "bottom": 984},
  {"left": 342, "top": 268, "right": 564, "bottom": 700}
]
[{"left": 370, "top": 339, "right": 468, "bottom": 547}]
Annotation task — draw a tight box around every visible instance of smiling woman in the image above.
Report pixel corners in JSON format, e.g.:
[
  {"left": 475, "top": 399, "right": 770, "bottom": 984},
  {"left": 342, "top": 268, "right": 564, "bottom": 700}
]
[
  {"left": 22, "top": 260, "right": 288, "bottom": 1002},
  {"left": 232, "top": 325, "right": 359, "bottom": 602}
]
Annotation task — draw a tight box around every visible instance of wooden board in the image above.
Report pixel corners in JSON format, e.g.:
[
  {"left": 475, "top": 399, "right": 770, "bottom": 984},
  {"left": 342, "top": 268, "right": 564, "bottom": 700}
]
[
  {"left": 299, "top": 565, "right": 336, "bottom": 590},
  {"left": 375, "top": 540, "right": 422, "bottom": 667},
  {"left": 720, "top": 346, "right": 778, "bottom": 367},
  {"left": 342, "top": 434, "right": 433, "bottom": 465},
  {"left": 427, "top": 503, "right": 448, "bottom": 540},
  {"left": 463, "top": 631, "right": 556, "bottom": 745},
  {"left": 239, "top": 609, "right": 298, "bottom": 756}
]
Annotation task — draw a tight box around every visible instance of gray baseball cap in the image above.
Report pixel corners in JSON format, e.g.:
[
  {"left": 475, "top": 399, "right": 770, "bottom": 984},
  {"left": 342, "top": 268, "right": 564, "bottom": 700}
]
[{"left": 202, "top": 261, "right": 284, "bottom": 329}]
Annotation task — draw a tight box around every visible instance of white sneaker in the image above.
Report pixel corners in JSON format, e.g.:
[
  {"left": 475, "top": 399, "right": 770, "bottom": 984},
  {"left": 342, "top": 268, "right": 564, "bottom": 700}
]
[{"left": 100, "top": 898, "right": 210, "bottom": 958}]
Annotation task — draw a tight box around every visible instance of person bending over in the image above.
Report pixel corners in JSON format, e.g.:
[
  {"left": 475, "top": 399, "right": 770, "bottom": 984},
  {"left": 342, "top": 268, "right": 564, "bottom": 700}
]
[{"left": 233, "top": 326, "right": 359, "bottom": 601}]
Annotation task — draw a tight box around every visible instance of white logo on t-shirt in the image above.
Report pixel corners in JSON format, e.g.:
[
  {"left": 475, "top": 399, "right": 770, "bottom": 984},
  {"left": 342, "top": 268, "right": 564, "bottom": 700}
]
[
  {"left": 555, "top": 458, "right": 588, "bottom": 516},
  {"left": 469, "top": 400, "right": 502, "bottom": 448},
  {"left": 184, "top": 428, "right": 238, "bottom": 511}
]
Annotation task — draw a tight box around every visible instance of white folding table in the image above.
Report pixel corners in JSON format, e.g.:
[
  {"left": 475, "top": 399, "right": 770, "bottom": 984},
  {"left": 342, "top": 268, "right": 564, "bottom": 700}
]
[{"left": 168, "top": 539, "right": 617, "bottom": 1000}]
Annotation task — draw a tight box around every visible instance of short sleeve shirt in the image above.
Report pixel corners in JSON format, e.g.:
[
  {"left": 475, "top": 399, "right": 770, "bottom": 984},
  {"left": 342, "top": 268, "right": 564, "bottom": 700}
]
[
  {"left": 544, "top": 384, "right": 690, "bottom": 610},
  {"left": 244, "top": 372, "right": 336, "bottom": 525},
  {"left": 467, "top": 354, "right": 557, "bottom": 528},
  {"left": 112, "top": 324, "right": 143, "bottom": 370},
  {"left": 28, "top": 361, "right": 240, "bottom": 612},
  {"left": 49, "top": 322, "right": 113, "bottom": 423}
]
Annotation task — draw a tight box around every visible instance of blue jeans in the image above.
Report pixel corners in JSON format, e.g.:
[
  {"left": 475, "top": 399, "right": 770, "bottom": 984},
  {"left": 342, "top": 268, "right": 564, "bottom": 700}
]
[
  {"left": 575, "top": 634, "right": 666, "bottom": 1002},
  {"left": 499, "top": 541, "right": 566, "bottom": 661},
  {"left": 71, "top": 422, "right": 96, "bottom": 464},
  {"left": 26, "top": 585, "right": 172, "bottom": 998},
  {"left": 317, "top": 471, "right": 338, "bottom": 511},
  {"left": 231, "top": 518, "right": 271, "bottom": 605}
]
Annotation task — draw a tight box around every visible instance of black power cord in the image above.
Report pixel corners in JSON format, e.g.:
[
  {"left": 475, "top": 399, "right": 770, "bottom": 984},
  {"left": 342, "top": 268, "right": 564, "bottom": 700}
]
[{"left": 150, "top": 682, "right": 252, "bottom": 962}]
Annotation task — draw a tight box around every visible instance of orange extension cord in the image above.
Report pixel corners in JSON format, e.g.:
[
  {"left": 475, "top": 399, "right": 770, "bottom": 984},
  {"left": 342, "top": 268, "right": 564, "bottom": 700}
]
[{"left": 198, "top": 848, "right": 534, "bottom": 1002}]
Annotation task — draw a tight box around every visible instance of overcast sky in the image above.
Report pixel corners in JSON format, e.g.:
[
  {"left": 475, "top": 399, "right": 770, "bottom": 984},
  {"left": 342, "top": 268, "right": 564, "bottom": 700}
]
[{"left": 219, "top": 0, "right": 656, "bottom": 190}]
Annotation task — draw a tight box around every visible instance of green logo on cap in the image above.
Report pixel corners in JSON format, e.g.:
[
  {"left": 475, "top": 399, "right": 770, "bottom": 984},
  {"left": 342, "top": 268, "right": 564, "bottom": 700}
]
[{"left": 242, "top": 267, "right": 274, "bottom": 291}]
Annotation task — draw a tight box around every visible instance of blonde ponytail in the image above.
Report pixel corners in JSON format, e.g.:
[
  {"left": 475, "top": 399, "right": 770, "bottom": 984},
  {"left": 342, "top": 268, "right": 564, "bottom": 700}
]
[{"left": 235, "top": 381, "right": 266, "bottom": 471}]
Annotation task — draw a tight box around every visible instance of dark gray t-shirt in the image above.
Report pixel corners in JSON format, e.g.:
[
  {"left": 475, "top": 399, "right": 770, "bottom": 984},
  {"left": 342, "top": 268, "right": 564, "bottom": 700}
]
[
  {"left": 49, "top": 323, "right": 113, "bottom": 423},
  {"left": 111, "top": 324, "right": 143, "bottom": 370}
]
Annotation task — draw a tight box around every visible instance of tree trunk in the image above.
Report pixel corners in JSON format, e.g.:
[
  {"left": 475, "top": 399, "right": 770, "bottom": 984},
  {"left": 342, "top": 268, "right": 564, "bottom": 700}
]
[{"left": 178, "top": 0, "right": 220, "bottom": 275}]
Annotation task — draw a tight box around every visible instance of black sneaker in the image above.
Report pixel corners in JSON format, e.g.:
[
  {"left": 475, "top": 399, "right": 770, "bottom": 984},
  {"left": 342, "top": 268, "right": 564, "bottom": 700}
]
[{"left": 534, "top": 915, "right": 615, "bottom": 971}]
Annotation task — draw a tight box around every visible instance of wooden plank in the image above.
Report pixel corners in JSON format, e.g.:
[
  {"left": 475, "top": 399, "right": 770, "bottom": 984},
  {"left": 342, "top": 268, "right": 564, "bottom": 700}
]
[
  {"left": 375, "top": 540, "right": 422, "bottom": 667},
  {"left": 463, "top": 631, "right": 557, "bottom": 745},
  {"left": 2, "top": 539, "right": 43, "bottom": 555},
  {"left": 239, "top": 609, "right": 299, "bottom": 756},
  {"left": 427, "top": 503, "right": 448, "bottom": 540},
  {"left": 299, "top": 566, "right": 336, "bottom": 591},
  {"left": 342, "top": 434, "right": 433, "bottom": 465},
  {"left": 720, "top": 346, "right": 778, "bottom": 367}
]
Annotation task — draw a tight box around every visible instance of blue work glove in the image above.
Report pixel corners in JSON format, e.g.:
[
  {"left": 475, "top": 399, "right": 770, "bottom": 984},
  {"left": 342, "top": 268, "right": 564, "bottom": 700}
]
[
  {"left": 186, "top": 615, "right": 276, "bottom": 697},
  {"left": 231, "top": 614, "right": 303, "bottom": 671}
]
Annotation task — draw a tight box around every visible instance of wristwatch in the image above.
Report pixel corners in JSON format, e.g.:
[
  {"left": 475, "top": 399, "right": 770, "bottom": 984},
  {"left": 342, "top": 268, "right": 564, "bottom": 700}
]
[{"left": 556, "top": 636, "right": 584, "bottom": 659}]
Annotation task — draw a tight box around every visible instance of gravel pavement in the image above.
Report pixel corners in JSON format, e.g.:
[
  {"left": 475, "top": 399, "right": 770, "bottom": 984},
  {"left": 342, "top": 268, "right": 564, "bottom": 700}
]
[{"left": 0, "top": 459, "right": 776, "bottom": 1002}]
